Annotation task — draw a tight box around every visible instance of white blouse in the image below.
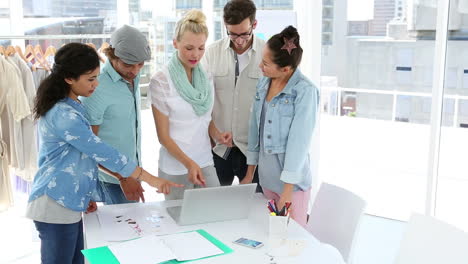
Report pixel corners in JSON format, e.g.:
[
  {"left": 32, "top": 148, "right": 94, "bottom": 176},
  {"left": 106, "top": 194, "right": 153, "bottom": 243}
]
[
  {"left": 0, "top": 55, "right": 31, "bottom": 170},
  {"left": 7, "top": 54, "right": 38, "bottom": 181},
  {"left": 149, "top": 66, "right": 214, "bottom": 175}
]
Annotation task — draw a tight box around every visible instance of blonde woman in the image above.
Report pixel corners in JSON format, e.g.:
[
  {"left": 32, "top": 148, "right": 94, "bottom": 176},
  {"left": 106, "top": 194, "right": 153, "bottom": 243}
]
[{"left": 149, "top": 10, "right": 230, "bottom": 200}]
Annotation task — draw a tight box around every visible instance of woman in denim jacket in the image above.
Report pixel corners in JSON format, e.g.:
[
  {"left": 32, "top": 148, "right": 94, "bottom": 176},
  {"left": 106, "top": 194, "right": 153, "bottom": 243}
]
[{"left": 244, "top": 26, "right": 319, "bottom": 227}]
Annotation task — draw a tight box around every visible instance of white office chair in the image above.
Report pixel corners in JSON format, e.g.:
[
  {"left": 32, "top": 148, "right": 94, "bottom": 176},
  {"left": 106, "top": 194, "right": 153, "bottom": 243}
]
[
  {"left": 306, "top": 183, "right": 366, "bottom": 263},
  {"left": 394, "top": 213, "right": 468, "bottom": 264}
]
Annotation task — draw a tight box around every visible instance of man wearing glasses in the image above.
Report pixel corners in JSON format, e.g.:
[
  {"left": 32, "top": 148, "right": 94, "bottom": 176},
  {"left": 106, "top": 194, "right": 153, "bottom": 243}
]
[{"left": 202, "top": 0, "right": 264, "bottom": 191}]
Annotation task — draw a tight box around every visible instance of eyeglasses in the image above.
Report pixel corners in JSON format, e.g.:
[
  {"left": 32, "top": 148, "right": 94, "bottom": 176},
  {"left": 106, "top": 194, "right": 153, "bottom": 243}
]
[{"left": 226, "top": 27, "right": 253, "bottom": 40}]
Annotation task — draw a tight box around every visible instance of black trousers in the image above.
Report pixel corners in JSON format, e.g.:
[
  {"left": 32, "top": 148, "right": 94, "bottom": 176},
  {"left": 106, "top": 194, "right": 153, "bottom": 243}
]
[{"left": 213, "top": 147, "right": 262, "bottom": 193}]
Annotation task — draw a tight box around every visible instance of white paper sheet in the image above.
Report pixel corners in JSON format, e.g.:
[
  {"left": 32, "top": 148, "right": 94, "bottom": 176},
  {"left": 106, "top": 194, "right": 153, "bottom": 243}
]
[
  {"left": 97, "top": 206, "right": 180, "bottom": 241},
  {"left": 161, "top": 232, "right": 224, "bottom": 261},
  {"left": 109, "top": 235, "right": 176, "bottom": 264}
]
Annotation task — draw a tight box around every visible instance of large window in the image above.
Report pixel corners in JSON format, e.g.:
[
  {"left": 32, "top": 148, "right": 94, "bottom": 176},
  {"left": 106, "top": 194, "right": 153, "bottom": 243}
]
[
  {"left": 319, "top": 0, "right": 438, "bottom": 220},
  {"left": 436, "top": 0, "right": 468, "bottom": 232},
  {"left": 320, "top": 0, "right": 468, "bottom": 231}
]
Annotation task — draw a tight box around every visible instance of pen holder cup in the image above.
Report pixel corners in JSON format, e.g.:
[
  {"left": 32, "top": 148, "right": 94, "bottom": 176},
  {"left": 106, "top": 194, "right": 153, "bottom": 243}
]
[{"left": 269, "top": 215, "right": 289, "bottom": 239}]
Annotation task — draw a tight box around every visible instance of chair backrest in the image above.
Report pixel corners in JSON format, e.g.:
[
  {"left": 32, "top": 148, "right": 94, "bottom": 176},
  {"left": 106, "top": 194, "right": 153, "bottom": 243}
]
[
  {"left": 394, "top": 213, "right": 468, "bottom": 264},
  {"left": 306, "top": 183, "right": 366, "bottom": 263}
]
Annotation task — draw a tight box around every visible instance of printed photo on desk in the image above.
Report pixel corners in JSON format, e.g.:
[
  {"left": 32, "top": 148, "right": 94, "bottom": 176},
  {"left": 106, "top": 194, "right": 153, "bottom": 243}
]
[{"left": 97, "top": 206, "right": 180, "bottom": 241}]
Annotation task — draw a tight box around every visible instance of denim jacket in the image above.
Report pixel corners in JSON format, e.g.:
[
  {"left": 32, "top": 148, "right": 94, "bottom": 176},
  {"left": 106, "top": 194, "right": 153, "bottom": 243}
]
[
  {"left": 28, "top": 98, "right": 137, "bottom": 211},
  {"left": 247, "top": 69, "right": 319, "bottom": 184}
]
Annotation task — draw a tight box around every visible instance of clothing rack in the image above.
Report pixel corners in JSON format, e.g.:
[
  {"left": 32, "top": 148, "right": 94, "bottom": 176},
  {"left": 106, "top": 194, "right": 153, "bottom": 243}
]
[
  {"left": 0, "top": 34, "right": 111, "bottom": 40},
  {"left": 0, "top": 34, "right": 112, "bottom": 200},
  {"left": 1, "top": 37, "right": 110, "bottom": 67}
]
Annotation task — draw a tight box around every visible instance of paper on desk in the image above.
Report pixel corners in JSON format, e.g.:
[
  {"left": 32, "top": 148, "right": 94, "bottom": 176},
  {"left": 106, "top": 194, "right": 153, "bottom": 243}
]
[
  {"left": 161, "top": 231, "right": 224, "bottom": 261},
  {"left": 97, "top": 206, "right": 179, "bottom": 241},
  {"left": 109, "top": 235, "right": 176, "bottom": 264}
]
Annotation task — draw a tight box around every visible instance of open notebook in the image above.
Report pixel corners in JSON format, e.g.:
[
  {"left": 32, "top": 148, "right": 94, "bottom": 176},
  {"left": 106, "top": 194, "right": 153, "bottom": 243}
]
[{"left": 82, "top": 229, "right": 233, "bottom": 264}]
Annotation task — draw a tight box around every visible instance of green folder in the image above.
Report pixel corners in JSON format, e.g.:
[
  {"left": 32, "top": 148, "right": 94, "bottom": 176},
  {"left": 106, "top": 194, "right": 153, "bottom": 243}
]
[{"left": 81, "top": 229, "right": 233, "bottom": 264}]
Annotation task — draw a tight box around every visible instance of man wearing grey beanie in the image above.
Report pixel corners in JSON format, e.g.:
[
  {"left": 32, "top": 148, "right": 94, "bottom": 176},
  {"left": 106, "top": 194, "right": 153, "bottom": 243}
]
[{"left": 81, "top": 25, "right": 151, "bottom": 204}]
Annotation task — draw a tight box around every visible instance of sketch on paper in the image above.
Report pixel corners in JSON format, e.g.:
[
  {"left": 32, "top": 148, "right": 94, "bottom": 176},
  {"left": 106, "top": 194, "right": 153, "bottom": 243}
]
[{"left": 97, "top": 206, "right": 179, "bottom": 241}]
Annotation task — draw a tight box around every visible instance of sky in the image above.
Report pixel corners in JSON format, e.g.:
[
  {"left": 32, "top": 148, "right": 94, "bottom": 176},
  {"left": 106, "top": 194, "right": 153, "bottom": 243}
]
[{"left": 347, "top": 0, "right": 374, "bottom": 21}]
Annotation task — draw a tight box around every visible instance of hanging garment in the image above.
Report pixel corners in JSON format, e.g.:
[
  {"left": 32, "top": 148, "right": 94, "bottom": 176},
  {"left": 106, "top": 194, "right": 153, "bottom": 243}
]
[
  {"left": 0, "top": 56, "right": 30, "bottom": 120},
  {"left": 5, "top": 56, "right": 27, "bottom": 171},
  {"left": 31, "top": 66, "right": 50, "bottom": 91},
  {"left": 0, "top": 139, "right": 13, "bottom": 212},
  {"left": 8, "top": 54, "right": 38, "bottom": 181},
  {"left": 0, "top": 55, "right": 30, "bottom": 169}
]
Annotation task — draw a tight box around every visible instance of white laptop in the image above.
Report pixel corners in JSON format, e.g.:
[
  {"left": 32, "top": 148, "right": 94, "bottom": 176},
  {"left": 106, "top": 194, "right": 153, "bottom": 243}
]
[{"left": 166, "top": 183, "right": 257, "bottom": 226}]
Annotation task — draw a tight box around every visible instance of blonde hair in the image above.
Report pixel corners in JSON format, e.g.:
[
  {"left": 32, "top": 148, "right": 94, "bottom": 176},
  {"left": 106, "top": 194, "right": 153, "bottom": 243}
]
[{"left": 174, "top": 9, "right": 209, "bottom": 41}]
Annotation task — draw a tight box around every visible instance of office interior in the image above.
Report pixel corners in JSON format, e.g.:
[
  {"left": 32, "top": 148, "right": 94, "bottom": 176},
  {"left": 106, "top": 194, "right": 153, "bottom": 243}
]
[{"left": 1, "top": 0, "right": 468, "bottom": 263}]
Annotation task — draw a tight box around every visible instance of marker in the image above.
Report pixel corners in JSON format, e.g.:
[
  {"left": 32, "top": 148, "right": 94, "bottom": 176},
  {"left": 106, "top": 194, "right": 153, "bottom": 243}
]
[
  {"left": 273, "top": 200, "right": 278, "bottom": 213},
  {"left": 267, "top": 204, "right": 274, "bottom": 213},
  {"left": 270, "top": 212, "right": 276, "bottom": 216},
  {"left": 268, "top": 201, "right": 277, "bottom": 214}
]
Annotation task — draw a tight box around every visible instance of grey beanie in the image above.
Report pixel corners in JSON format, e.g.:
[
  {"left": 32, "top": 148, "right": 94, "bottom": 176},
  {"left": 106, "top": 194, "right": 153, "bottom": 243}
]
[{"left": 110, "top": 25, "right": 151, "bottom": 64}]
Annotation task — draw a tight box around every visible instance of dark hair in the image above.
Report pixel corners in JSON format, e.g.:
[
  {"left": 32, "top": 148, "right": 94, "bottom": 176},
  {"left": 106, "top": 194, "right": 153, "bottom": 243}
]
[
  {"left": 223, "top": 0, "right": 256, "bottom": 25},
  {"left": 267, "top": 26, "right": 303, "bottom": 70},
  {"left": 33, "top": 43, "right": 100, "bottom": 120}
]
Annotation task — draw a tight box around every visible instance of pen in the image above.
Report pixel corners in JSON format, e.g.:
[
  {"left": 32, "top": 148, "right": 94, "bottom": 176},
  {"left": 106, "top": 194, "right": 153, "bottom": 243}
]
[
  {"left": 267, "top": 204, "right": 274, "bottom": 213},
  {"left": 268, "top": 201, "right": 277, "bottom": 214},
  {"left": 268, "top": 200, "right": 274, "bottom": 212},
  {"left": 279, "top": 206, "right": 286, "bottom": 216},
  {"left": 278, "top": 202, "right": 292, "bottom": 216}
]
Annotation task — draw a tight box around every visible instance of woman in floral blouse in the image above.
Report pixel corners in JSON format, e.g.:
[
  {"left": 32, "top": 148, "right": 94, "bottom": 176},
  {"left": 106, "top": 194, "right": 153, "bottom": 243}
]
[{"left": 26, "top": 43, "right": 182, "bottom": 264}]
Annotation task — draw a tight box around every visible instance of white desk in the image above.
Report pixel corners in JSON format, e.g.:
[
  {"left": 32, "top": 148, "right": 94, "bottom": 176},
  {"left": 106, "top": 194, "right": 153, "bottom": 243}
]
[{"left": 83, "top": 194, "right": 345, "bottom": 264}]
